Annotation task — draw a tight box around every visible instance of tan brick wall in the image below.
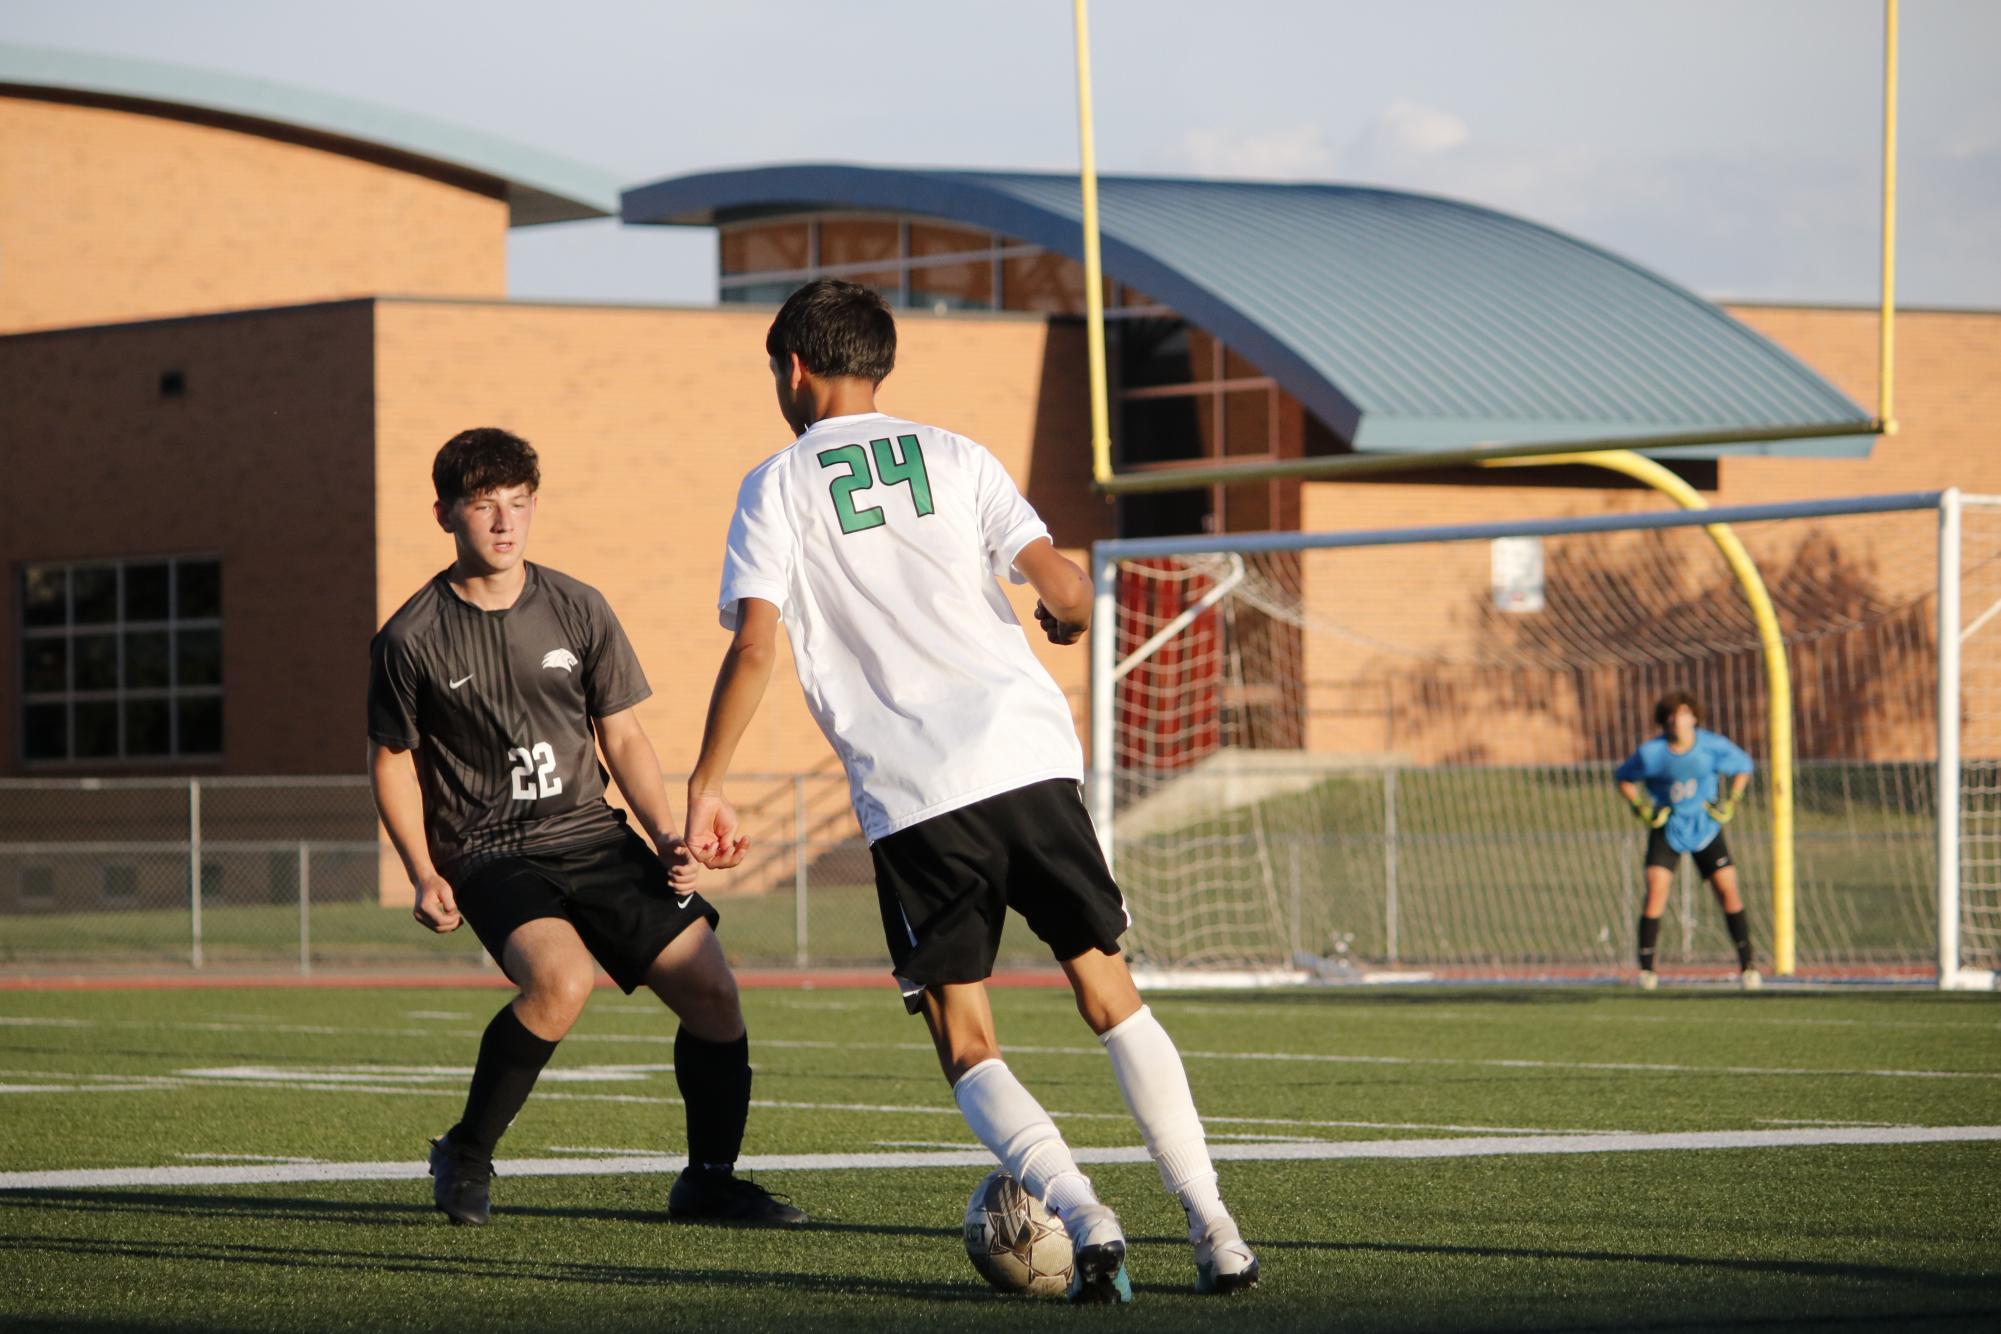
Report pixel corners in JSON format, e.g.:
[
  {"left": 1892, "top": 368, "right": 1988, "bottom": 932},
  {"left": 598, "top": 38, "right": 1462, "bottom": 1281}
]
[
  {"left": 0, "top": 302, "right": 378, "bottom": 774},
  {"left": 0, "top": 95, "right": 507, "bottom": 335},
  {"left": 1289, "top": 308, "right": 2001, "bottom": 763},
  {"left": 371, "top": 302, "right": 1106, "bottom": 860}
]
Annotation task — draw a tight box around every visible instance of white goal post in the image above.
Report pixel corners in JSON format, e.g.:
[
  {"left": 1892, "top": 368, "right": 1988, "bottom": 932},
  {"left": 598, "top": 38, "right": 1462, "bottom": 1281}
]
[{"left": 1089, "top": 489, "right": 2001, "bottom": 989}]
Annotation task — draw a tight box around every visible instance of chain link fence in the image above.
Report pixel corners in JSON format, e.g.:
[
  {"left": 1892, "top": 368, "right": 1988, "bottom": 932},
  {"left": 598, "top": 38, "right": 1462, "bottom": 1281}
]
[{"left": 0, "top": 774, "right": 1061, "bottom": 976}]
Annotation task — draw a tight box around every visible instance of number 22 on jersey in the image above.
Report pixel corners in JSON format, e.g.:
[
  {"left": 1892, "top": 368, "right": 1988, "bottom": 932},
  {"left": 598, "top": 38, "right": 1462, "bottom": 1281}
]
[
  {"left": 818, "top": 435, "right": 934, "bottom": 534},
  {"left": 508, "top": 742, "right": 562, "bottom": 801}
]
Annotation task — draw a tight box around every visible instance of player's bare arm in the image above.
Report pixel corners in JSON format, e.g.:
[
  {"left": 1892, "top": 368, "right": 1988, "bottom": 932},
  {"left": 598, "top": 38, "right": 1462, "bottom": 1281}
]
[
  {"left": 1015, "top": 538, "right": 1093, "bottom": 645},
  {"left": 593, "top": 707, "right": 697, "bottom": 891},
  {"left": 368, "top": 741, "right": 460, "bottom": 933},
  {"left": 686, "top": 597, "right": 782, "bottom": 868}
]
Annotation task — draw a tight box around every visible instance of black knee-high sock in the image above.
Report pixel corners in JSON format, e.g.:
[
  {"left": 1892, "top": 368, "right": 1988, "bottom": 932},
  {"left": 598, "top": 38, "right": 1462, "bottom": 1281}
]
[
  {"left": 450, "top": 1003, "right": 559, "bottom": 1160},
  {"left": 1638, "top": 914, "right": 1663, "bottom": 972},
  {"left": 675, "top": 1027, "right": 751, "bottom": 1171},
  {"left": 1724, "top": 910, "right": 1754, "bottom": 970}
]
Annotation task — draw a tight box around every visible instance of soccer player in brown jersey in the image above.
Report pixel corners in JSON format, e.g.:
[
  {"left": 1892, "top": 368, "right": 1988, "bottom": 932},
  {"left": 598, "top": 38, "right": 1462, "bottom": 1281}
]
[{"left": 368, "top": 428, "right": 804, "bottom": 1228}]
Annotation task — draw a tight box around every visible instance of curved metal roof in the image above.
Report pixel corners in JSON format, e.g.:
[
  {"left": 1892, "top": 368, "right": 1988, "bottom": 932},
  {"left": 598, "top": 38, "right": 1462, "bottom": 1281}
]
[
  {"left": 1, "top": 43, "right": 618, "bottom": 225},
  {"left": 623, "top": 163, "right": 1873, "bottom": 459}
]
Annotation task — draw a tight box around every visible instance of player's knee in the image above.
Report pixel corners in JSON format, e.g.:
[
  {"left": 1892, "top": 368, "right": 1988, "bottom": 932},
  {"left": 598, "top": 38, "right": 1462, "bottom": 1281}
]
[
  {"left": 520, "top": 969, "right": 594, "bottom": 1030},
  {"left": 692, "top": 970, "right": 743, "bottom": 1031}
]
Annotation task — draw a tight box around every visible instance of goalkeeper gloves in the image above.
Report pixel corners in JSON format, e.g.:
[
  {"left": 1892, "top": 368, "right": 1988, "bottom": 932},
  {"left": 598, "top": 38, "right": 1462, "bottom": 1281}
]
[
  {"left": 1627, "top": 793, "right": 1670, "bottom": 828},
  {"left": 1705, "top": 794, "right": 1738, "bottom": 824}
]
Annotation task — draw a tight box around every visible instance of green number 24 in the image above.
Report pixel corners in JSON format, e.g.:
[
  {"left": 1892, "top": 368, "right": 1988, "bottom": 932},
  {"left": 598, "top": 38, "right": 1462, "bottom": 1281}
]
[{"left": 817, "top": 435, "right": 936, "bottom": 535}]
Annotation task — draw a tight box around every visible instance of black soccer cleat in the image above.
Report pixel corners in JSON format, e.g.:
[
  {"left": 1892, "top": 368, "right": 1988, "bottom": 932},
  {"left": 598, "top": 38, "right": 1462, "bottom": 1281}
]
[
  {"left": 1068, "top": 1238, "right": 1134, "bottom": 1305},
  {"left": 428, "top": 1136, "right": 494, "bottom": 1226},
  {"left": 667, "top": 1166, "right": 808, "bottom": 1225}
]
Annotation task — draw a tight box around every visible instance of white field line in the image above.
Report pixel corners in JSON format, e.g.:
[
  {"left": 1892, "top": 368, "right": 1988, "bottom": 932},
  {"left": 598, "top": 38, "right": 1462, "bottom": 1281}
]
[
  {"left": 0, "top": 1062, "right": 1622, "bottom": 1136},
  {"left": 6, "top": 1015, "right": 1996, "bottom": 1083},
  {"left": 4, "top": 1124, "right": 1998, "bottom": 1192}
]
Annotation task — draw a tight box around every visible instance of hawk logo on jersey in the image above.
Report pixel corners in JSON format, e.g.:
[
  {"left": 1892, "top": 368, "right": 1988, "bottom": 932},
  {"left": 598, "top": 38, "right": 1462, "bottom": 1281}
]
[{"left": 541, "top": 648, "right": 579, "bottom": 673}]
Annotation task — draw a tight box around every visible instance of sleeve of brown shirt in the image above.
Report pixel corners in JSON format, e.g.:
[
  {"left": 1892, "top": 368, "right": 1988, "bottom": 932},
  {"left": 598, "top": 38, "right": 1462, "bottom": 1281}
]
[
  {"left": 367, "top": 631, "right": 423, "bottom": 749},
  {"left": 584, "top": 591, "right": 652, "bottom": 719}
]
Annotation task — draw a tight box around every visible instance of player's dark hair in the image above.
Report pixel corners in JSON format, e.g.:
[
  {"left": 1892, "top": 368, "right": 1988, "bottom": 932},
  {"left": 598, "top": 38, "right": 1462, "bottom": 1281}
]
[
  {"left": 765, "top": 278, "right": 897, "bottom": 382},
  {"left": 433, "top": 428, "right": 540, "bottom": 506},
  {"left": 1654, "top": 689, "right": 1702, "bottom": 728}
]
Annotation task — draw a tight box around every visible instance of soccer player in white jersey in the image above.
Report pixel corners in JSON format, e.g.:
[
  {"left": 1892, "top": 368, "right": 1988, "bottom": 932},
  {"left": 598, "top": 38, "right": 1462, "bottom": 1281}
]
[{"left": 684, "top": 279, "right": 1258, "bottom": 1302}]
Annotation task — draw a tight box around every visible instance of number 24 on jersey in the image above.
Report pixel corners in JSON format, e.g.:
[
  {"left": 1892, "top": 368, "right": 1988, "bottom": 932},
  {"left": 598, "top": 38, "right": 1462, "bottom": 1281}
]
[{"left": 818, "top": 435, "right": 934, "bottom": 535}]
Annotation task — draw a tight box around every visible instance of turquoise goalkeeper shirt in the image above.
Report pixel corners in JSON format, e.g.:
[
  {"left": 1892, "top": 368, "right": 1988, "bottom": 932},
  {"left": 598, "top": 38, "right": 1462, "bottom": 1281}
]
[{"left": 1615, "top": 729, "right": 1754, "bottom": 854}]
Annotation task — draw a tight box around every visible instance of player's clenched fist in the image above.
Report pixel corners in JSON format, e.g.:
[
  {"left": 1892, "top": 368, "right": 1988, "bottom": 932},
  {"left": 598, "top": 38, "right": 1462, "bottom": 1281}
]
[
  {"left": 1626, "top": 792, "right": 1670, "bottom": 828},
  {"left": 685, "top": 793, "right": 750, "bottom": 869},
  {"left": 1034, "top": 599, "right": 1085, "bottom": 645},
  {"left": 412, "top": 872, "right": 462, "bottom": 933},
  {"left": 660, "top": 835, "right": 701, "bottom": 891}
]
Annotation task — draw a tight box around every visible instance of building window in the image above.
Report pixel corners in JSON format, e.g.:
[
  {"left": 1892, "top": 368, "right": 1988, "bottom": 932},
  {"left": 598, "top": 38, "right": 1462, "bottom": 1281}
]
[
  {"left": 716, "top": 213, "right": 1130, "bottom": 317},
  {"left": 17, "top": 556, "right": 222, "bottom": 763}
]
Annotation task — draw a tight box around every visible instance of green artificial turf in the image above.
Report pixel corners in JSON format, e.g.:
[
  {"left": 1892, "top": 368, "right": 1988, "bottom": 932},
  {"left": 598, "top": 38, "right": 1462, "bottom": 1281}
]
[{"left": 0, "top": 984, "right": 1997, "bottom": 1331}]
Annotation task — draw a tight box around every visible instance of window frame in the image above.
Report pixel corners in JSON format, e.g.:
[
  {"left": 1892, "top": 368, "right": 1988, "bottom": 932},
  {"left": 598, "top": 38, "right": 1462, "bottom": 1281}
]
[{"left": 16, "top": 554, "right": 224, "bottom": 766}]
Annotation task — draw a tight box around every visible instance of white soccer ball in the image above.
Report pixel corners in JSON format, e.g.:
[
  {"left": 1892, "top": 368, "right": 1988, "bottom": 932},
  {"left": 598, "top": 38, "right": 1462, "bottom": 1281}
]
[{"left": 963, "top": 1168, "right": 1073, "bottom": 1297}]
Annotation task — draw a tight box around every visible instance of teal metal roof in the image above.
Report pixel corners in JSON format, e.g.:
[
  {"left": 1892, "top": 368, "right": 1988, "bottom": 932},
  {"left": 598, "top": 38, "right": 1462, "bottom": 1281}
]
[
  {"left": 623, "top": 164, "right": 1874, "bottom": 459},
  {"left": 1, "top": 44, "right": 619, "bottom": 225}
]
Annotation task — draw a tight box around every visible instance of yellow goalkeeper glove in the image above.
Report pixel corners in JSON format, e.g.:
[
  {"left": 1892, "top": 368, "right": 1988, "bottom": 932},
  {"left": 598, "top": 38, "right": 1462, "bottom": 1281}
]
[
  {"left": 1627, "top": 792, "right": 1670, "bottom": 828},
  {"left": 1705, "top": 794, "right": 1738, "bottom": 824}
]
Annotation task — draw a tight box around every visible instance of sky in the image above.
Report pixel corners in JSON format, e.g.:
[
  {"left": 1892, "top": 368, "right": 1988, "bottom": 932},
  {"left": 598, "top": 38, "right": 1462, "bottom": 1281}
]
[{"left": 5, "top": 0, "right": 1996, "bottom": 309}]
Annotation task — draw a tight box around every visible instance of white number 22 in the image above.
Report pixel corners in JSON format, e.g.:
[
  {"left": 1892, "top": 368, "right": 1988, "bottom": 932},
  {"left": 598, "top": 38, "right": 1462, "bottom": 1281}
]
[{"left": 508, "top": 742, "right": 563, "bottom": 800}]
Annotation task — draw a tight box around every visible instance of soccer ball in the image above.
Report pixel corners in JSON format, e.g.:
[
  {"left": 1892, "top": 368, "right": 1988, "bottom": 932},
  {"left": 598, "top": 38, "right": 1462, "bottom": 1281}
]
[{"left": 963, "top": 1168, "right": 1072, "bottom": 1297}]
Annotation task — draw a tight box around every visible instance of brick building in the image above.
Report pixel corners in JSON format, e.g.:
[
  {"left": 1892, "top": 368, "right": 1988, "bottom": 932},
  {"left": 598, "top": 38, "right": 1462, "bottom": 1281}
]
[{"left": 3, "top": 49, "right": 1996, "bottom": 930}]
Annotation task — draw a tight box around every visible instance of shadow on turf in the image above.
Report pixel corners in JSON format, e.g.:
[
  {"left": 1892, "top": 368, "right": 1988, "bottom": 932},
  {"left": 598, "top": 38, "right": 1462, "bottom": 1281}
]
[
  {"left": 1123, "top": 1234, "right": 2001, "bottom": 1298},
  {"left": 0, "top": 1229, "right": 990, "bottom": 1303},
  {"left": 0, "top": 1189, "right": 966, "bottom": 1239}
]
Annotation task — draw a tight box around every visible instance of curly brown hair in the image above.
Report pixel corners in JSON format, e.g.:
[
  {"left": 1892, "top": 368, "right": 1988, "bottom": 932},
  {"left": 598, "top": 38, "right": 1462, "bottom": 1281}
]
[
  {"left": 432, "top": 428, "right": 540, "bottom": 507},
  {"left": 1654, "top": 689, "right": 1702, "bottom": 728}
]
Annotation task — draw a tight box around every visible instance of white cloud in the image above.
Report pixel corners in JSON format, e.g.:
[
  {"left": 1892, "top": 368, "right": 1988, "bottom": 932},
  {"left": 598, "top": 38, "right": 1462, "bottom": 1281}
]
[
  {"left": 1355, "top": 98, "right": 1471, "bottom": 160},
  {"left": 1167, "top": 122, "right": 1340, "bottom": 180}
]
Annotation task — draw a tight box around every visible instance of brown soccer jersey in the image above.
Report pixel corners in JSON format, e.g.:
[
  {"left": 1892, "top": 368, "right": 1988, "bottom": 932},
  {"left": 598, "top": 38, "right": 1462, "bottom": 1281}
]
[{"left": 368, "top": 563, "right": 652, "bottom": 880}]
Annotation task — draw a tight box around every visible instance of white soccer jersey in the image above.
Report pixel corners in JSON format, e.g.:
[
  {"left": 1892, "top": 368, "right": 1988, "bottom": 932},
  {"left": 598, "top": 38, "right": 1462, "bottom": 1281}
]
[{"left": 718, "top": 412, "right": 1084, "bottom": 843}]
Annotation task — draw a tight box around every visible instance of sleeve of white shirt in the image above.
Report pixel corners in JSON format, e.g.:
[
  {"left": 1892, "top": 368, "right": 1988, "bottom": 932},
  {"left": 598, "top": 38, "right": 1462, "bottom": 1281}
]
[
  {"left": 717, "top": 461, "right": 797, "bottom": 630},
  {"left": 971, "top": 440, "right": 1051, "bottom": 584}
]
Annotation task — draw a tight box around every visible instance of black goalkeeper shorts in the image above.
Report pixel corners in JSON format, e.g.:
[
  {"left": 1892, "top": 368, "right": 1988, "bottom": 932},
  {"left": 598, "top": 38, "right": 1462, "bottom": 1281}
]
[
  {"left": 454, "top": 829, "right": 719, "bottom": 994},
  {"left": 1645, "top": 827, "right": 1734, "bottom": 881},
  {"left": 871, "top": 779, "right": 1130, "bottom": 1013}
]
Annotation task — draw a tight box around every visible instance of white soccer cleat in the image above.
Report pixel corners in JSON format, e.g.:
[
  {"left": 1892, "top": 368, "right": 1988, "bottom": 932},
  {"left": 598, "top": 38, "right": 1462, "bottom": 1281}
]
[
  {"left": 1638, "top": 970, "right": 1659, "bottom": 991},
  {"left": 1194, "top": 1217, "right": 1259, "bottom": 1295},
  {"left": 1741, "top": 968, "right": 1763, "bottom": 991},
  {"left": 1061, "top": 1201, "right": 1132, "bottom": 1305}
]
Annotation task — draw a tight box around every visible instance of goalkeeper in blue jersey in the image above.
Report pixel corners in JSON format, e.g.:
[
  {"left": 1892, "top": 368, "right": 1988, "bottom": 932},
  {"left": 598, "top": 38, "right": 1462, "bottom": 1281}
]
[{"left": 1614, "top": 690, "right": 1759, "bottom": 991}]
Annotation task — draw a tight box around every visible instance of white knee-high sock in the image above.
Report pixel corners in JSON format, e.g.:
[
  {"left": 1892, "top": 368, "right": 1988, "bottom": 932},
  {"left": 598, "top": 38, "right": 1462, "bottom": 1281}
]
[
  {"left": 1100, "top": 1005, "right": 1230, "bottom": 1236},
  {"left": 952, "top": 1058, "right": 1100, "bottom": 1225}
]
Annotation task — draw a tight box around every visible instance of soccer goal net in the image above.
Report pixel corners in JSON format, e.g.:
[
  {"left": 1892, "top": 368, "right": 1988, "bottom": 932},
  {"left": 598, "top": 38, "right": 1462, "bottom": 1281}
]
[{"left": 1088, "top": 489, "right": 2001, "bottom": 988}]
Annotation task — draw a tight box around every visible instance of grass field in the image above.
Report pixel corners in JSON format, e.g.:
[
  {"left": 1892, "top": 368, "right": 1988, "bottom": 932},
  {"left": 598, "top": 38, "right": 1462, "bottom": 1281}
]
[{"left": 2, "top": 982, "right": 1998, "bottom": 1331}]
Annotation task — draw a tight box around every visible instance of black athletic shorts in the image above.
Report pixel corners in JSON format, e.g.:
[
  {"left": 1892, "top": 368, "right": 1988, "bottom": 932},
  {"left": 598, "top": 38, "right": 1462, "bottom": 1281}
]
[
  {"left": 1645, "top": 826, "right": 1733, "bottom": 881},
  {"left": 870, "top": 778, "right": 1130, "bottom": 1013},
  {"left": 453, "top": 829, "right": 719, "bottom": 994}
]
